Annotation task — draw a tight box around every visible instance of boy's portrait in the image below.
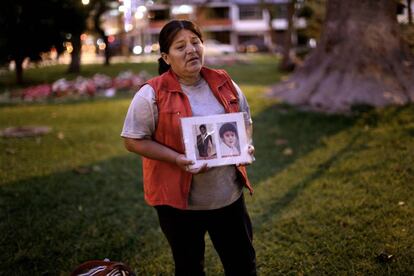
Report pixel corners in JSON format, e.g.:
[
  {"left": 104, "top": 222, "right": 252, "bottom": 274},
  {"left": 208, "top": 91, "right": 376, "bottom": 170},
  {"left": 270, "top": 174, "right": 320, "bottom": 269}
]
[{"left": 218, "top": 122, "right": 241, "bottom": 157}]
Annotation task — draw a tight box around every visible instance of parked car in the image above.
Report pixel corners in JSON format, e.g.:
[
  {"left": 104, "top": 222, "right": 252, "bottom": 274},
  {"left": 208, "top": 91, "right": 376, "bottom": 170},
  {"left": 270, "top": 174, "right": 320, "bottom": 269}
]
[
  {"left": 204, "top": 39, "right": 236, "bottom": 55},
  {"left": 237, "top": 39, "right": 270, "bottom": 53}
]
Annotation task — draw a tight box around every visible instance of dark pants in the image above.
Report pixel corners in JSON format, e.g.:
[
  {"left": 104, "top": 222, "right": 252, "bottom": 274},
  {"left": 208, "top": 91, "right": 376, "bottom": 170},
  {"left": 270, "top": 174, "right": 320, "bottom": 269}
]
[{"left": 155, "top": 195, "right": 256, "bottom": 276}]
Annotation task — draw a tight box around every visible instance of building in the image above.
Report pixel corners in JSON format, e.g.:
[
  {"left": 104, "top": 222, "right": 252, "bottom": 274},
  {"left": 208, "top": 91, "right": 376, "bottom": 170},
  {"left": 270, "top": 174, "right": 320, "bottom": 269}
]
[
  {"left": 397, "top": 1, "right": 414, "bottom": 24},
  {"left": 102, "top": 0, "right": 306, "bottom": 55}
]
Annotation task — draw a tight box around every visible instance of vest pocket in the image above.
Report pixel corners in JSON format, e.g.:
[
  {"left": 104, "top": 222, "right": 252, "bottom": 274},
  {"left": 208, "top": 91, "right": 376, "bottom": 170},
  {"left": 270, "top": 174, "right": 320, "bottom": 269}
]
[
  {"left": 228, "top": 97, "right": 239, "bottom": 112},
  {"left": 229, "top": 98, "right": 239, "bottom": 104}
]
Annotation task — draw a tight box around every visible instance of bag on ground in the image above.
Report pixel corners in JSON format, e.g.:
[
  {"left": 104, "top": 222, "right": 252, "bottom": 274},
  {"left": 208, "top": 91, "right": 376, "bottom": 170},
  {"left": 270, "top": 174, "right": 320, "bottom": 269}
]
[{"left": 71, "top": 259, "right": 135, "bottom": 276}]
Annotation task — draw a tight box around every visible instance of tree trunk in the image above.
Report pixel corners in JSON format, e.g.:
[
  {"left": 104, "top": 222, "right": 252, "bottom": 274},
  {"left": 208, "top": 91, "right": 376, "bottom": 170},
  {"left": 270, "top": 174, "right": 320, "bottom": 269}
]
[
  {"left": 262, "top": 3, "right": 277, "bottom": 54},
  {"left": 408, "top": 0, "right": 413, "bottom": 24},
  {"left": 271, "top": 0, "right": 414, "bottom": 113},
  {"left": 15, "top": 56, "right": 24, "bottom": 85},
  {"left": 95, "top": 28, "right": 111, "bottom": 66},
  {"left": 280, "top": 1, "right": 295, "bottom": 71},
  {"left": 103, "top": 35, "right": 111, "bottom": 66},
  {"left": 68, "top": 33, "right": 81, "bottom": 73},
  {"left": 93, "top": 2, "right": 111, "bottom": 66}
]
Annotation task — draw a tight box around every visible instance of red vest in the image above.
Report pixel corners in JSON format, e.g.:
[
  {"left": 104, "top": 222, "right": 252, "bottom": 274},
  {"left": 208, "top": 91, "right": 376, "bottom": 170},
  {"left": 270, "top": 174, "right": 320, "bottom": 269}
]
[{"left": 143, "top": 67, "right": 253, "bottom": 209}]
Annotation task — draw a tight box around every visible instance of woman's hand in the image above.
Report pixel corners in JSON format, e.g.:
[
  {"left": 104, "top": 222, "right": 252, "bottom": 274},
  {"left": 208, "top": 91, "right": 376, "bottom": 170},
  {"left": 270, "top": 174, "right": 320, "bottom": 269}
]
[
  {"left": 175, "top": 154, "right": 209, "bottom": 174},
  {"left": 247, "top": 144, "right": 255, "bottom": 156},
  {"left": 237, "top": 145, "right": 255, "bottom": 166},
  {"left": 124, "top": 138, "right": 210, "bottom": 173}
]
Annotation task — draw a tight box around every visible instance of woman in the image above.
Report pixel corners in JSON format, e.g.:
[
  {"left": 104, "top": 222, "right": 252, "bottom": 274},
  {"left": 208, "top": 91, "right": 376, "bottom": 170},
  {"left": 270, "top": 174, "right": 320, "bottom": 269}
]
[{"left": 121, "top": 20, "right": 256, "bottom": 276}]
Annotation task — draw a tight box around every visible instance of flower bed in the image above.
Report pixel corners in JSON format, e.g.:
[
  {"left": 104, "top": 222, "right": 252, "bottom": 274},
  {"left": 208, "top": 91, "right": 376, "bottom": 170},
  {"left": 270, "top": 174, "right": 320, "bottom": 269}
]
[{"left": 7, "top": 70, "right": 152, "bottom": 102}]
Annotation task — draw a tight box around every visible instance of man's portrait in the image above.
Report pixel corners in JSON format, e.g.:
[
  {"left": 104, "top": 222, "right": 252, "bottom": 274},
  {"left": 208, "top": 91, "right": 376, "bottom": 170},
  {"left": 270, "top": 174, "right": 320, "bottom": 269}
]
[{"left": 195, "top": 124, "right": 217, "bottom": 160}]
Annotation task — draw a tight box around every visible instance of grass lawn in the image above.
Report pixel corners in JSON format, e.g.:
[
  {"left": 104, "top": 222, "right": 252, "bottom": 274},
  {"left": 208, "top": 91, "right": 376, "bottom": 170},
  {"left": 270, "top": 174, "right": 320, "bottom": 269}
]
[{"left": 0, "top": 55, "right": 413, "bottom": 275}]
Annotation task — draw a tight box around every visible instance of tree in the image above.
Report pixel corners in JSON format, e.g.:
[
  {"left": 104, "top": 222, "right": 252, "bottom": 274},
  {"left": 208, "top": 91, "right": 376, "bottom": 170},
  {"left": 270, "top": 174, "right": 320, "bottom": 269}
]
[
  {"left": 89, "top": 0, "right": 113, "bottom": 66},
  {"left": 298, "top": 0, "right": 326, "bottom": 41},
  {"left": 63, "top": 0, "right": 114, "bottom": 71},
  {"left": 58, "top": 0, "right": 116, "bottom": 72},
  {"left": 260, "top": 1, "right": 301, "bottom": 70},
  {"left": 0, "top": 0, "right": 65, "bottom": 84},
  {"left": 271, "top": 0, "right": 414, "bottom": 112},
  {"left": 259, "top": 1, "right": 278, "bottom": 53},
  {"left": 400, "top": 0, "right": 414, "bottom": 52},
  {"left": 279, "top": 0, "right": 296, "bottom": 71},
  {"left": 58, "top": 0, "right": 89, "bottom": 73},
  {"left": 407, "top": 0, "right": 413, "bottom": 24},
  {"left": 0, "top": 0, "right": 90, "bottom": 81}
]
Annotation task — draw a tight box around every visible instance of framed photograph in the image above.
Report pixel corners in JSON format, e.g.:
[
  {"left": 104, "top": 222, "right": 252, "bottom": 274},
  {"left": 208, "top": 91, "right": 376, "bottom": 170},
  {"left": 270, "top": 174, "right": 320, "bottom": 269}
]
[{"left": 180, "top": 112, "right": 252, "bottom": 169}]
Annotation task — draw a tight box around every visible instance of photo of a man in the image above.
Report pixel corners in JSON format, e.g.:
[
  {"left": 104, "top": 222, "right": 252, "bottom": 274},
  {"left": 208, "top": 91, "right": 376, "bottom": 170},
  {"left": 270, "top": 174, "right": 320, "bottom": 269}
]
[{"left": 196, "top": 124, "right": 216, "bottom": 160}]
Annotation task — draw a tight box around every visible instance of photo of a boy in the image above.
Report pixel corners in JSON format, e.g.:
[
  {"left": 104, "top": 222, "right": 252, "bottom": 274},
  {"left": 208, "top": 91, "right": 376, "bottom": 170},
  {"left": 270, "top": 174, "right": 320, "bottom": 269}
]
[{"left": 218, "top": 122, "right": 240, "bottom": 157}]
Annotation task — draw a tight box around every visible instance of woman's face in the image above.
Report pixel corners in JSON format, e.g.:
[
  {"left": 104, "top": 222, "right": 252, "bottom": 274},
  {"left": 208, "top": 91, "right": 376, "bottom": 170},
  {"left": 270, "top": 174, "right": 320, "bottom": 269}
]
[
  {"left": 162, "top": 29, "right": 204, "bottom": 79},
  {"left": 222, "top": 131, "right": 237, "bottom": 147}
]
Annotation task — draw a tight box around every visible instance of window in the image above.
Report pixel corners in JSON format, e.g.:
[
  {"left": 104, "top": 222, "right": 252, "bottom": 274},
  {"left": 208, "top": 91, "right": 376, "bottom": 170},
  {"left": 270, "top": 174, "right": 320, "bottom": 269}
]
[
  {"left": 206, "top": 7, "right": 230, "bottom": 19},
  {"left": 148, "top": 9, "right": 170, "bottom": 20},
  {"left": 239, "top": 5, "right": 263, "bottom": 20},
  {"left": 238, "top": 35, "right": 264, "bottom": 44},
  {"left": 205, "top": 31, "right": 231, "bottom": 44},
  {"left": 273, "top": 4, "right": 288, "bottom": 19}
]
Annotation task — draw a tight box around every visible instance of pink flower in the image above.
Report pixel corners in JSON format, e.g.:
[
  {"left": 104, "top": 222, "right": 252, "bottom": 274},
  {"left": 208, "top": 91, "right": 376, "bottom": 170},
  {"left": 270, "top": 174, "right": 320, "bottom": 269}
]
[{"left": 22, "top": 84, "right": 52, "bottom": 101}]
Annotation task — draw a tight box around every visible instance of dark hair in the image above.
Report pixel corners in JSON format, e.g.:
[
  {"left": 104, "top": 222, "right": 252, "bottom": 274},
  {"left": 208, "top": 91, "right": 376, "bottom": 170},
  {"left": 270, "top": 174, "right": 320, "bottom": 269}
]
[
  {"left": 158, "top": 20, "right": 203, "bottom": 75},
  {"left": 219, "top": 123, "right": 237, "bottom": 138},
  {"left": 199, "top": 124, "right": 206, "bottom": 130}
]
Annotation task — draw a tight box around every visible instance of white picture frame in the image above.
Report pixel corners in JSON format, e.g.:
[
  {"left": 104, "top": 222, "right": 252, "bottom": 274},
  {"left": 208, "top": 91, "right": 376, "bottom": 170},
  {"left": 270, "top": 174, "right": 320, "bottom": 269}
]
[{"left": 180, "top": 112, "right": 252, "bottom": 169}]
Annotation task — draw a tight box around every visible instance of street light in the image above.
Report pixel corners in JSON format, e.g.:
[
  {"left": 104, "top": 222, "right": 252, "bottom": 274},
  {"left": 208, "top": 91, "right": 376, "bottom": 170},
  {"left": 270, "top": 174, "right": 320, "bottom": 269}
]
[{"left": 135, "top": 5, "right": 147, "bottom": 20}]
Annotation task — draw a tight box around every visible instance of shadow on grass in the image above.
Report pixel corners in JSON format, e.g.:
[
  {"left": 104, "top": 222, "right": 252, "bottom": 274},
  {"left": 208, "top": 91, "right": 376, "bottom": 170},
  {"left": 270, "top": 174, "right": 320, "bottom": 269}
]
[
  {"left": 244, "top": 103, "right": 359, "bottom": 226},
  {"left": 252, "top": 131, "right": 361, "bottom": 229},
  {"left": 0, "top": 154, "right": 170, "bottom": 274},
  {"left": 248, "top": 104, "right": 357, "bottom": 185},
  {"left": 246, "top": 105, "right": 414, "bottom": 275}
]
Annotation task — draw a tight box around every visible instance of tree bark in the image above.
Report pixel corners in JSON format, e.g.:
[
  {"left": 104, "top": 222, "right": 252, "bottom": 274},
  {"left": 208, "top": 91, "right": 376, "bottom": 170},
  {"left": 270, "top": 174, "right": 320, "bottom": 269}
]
[
  {"left": 103, "top": 35, "right": 111, "bottom": 65},
  {"left": 93, "top": 1, "right": 111, "bottom": 66},
  {"left": 95, "top": 27, "right": 111, "bottom": 65},
  {"left": 15, "top": 56, "right": 24, "bottom": 85},
  {"left": 280, "top": 1, "right": 295, "bottom": 71},
  {"left": 261, "top": 3, "right": 277, "bottom": 54},
  {"left": 271, "top": 0, "right": 414, "bottom": 113},
  {"left": 67, "top": 33, "right": 81, "bottom": 73}
]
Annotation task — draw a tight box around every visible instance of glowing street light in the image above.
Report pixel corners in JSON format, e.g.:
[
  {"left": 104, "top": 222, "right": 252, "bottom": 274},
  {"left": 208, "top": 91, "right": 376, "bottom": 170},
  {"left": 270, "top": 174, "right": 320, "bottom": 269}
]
[
  {"left": 82, "top": 0, "right": 90, "bottom": 5},
  {"left": 172, "top": 5, "right": 193, "bottom": 15},
  {"left": 135, "top": 5, "right": 147, "bottom": 19}
]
